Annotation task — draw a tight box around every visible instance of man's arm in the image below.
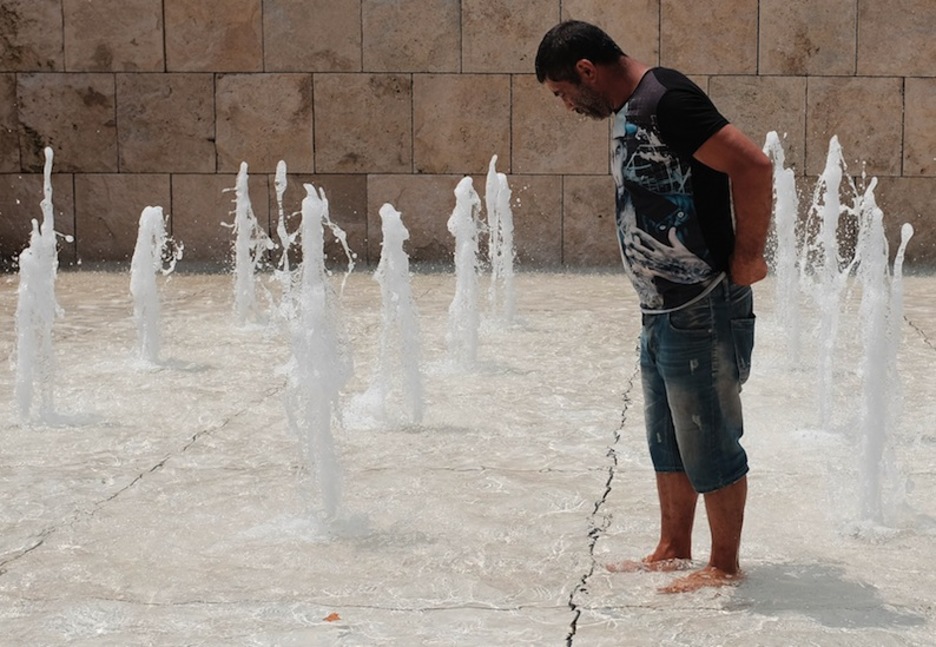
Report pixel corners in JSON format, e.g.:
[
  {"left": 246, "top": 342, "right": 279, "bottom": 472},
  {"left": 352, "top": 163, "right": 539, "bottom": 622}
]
[{"left": 693, "top": 124, "right": 773, "bottom": 286}]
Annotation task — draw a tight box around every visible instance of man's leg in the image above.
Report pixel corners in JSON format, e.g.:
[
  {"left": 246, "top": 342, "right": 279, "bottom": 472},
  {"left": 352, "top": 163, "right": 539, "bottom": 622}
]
[
  {"left": 607, "top": 471, "right": 697, "bottom": 572},
  {"left": 659, "top": 475, "right": 746, "bottom": 593},
  {"left": 650, "top": 471, "right": 698, "bottom": 561}
]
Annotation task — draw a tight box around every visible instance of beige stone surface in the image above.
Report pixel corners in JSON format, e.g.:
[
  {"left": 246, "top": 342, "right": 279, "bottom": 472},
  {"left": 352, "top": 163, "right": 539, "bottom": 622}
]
[
  {"left": 0, "top": 173, "right": 76, "bottom": 268},
  {"left": 561, "top": 0, "right": 660, "bottom": 64},
  {"left": 904, "top": 78, "right": 936, "bottom": 177},
  {"left": 508, "top": 175, "right": 563, "bottom": 266},
  {"left": 0, "top": 74, "right": 18, "bottom": 172},
  {"left": 366, "top": 174, "right": 460, "bottom": 263},
  {"left": 17, "top": 73, "right": 117, "bottom": 173},
  {"left": 661, "top": 0, "right": 758, "bottom": 74},
  {"left": 562, "top": 175, "right": 619, "bottom": 266},
  {"left": 805, "top": 77, "right": 903, "bottom": 177},
  {"left": 414, "top": 74, "right": 510, "bottom": 175},
  {"left": 74, "top": 174, "right": 171, "bottom": 263},
  {"left": 858, "top": 0, "right": 936, "bottom": 76},
  {"left": 873, "top": 177, "right": 936, "bottom": 267},
  {"left": 314, "top": 74, "right": 412, "bottom": 174},
  {"left": 63, "top": 0, "right": 163, "bottom": 72},
  {"left": 759, "top": 0, "right": 856, "bottom": 76},
  {"left": 265, "top": 174, "right": 368, "bottom": 266},
  {"left": 363, "top": 0, "right": 459, "bottom": 73},
  {"left": 263, "top": 0, "right": 361, "bottom": 72},
  {"left": 0, "top": 0, "right": 63, "bottom": 71},
  {"left": 462, "top": 0, "right": 559, "bottom": 73},
  {"left": 709, "top": 76, "right": 807, "bottom": 172},
  {"left": 216, "top": 73, "right": 313, "bottom": 174},
  {"left": 171, "top": 174, "right": 270, "bottom": 264},
  {"left": 116, "top": 74, "right": 215, "bottom": 173},
  {"left": 164, "top": 0, "right": 262, "bottom": 73},
  {"left": 512, "top": 75, "right": 609, "bottom": 175}
]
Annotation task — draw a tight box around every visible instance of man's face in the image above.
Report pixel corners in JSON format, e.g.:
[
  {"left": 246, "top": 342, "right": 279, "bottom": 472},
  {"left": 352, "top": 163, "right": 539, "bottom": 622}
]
[{"left": 545, "top": 77, "right": 613, "bottom": 121}]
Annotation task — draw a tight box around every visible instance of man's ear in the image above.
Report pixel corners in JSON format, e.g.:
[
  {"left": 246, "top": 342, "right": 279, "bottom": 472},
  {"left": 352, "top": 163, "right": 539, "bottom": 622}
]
[{"left": 575, "top": 59, "right": 598, "bottom": 82}]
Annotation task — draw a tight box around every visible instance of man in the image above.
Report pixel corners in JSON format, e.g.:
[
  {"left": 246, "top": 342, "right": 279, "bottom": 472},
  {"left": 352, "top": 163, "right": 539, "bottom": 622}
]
[{"left": 535, "top": 20, "right": 772, "bottom": 593}]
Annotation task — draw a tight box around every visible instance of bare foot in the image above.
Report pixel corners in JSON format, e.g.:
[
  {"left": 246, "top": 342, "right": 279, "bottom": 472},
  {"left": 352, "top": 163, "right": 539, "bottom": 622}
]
[
  {"left": 606, "top": 555, "right": 694, "bottom": 573},
  {"left": 658, "top": 565, "right": 744, "bottom": 594}
]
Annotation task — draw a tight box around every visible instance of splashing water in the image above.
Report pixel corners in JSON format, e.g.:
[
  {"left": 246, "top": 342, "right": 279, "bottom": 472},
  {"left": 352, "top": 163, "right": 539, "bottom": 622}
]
[
  {"left": 764, "top": 132, "right": 801, "bottom": 364},
  {"left": 282, "top": 183, "right": 353, "bottom": 522},
  {"left": 768, "top": 136, "right": 916, "bottom": 535},
  {"left": 850, "top": 181, "right": 914, "bottom": 531},
  {"left": 129, "top": 206, "right": 182, "bottom": 364},
  {"left": 13, "top": 147, "right": 70, "bottom": 423},
  {"left": 371, "top": 203, "right": 424, "bottom": 424},
  {"left": 229, "top": 162, "right": 273, "bottom": 325},
  {"left": 273, "top": 160, "right": 296, "bottom": 277},
  {"left": 485, "top": 155, "right": 517, "bottom": 324},
  {"left": 447, "top": 177, "right": 482, "bottom": 368}
]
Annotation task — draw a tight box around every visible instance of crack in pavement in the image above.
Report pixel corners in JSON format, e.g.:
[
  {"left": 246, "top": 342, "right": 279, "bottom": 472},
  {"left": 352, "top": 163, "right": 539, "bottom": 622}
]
[
  {"left": 905, "top": 315, "right": 936, "bottom": 353},
  {"left": 566, "top": 349, "right": 641, "bottom": 646},
  {"left": 0, "top": 384, "right": 283, "bottom": 576}
]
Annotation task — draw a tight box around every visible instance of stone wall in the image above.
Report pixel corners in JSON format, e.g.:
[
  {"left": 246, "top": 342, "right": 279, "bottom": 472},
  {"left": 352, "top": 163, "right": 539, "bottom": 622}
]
[{"left": 1, "top": 0, "right": 934, "bottom": 270}]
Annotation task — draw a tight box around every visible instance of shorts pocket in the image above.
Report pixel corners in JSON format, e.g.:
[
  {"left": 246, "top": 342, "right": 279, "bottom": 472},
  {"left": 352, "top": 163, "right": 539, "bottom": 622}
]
[{"left": 730, "top": 315, "right": 755, "bottom": 384}]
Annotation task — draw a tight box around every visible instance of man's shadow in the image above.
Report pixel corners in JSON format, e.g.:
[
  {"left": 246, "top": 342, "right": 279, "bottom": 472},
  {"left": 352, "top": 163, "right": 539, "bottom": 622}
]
[{"left": 728, "top": 562, "right": 925, "bottom": 630}]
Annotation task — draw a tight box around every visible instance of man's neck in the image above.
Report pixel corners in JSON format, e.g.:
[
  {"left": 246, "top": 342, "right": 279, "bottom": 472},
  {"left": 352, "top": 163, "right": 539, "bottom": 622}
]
[{"left": 608, "top": 56, "right": 651, "bottom": 112}]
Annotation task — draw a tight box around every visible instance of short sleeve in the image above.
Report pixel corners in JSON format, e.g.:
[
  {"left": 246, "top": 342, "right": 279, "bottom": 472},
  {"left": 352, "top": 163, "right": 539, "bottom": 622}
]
[{"left": 656, "top": 83, "right": 729, "bottom": 158}]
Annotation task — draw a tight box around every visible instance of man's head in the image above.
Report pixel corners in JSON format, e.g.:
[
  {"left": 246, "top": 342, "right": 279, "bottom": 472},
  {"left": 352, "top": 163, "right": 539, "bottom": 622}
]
[
  {"left": 535, "top": 21, "right": 625, "bottom": 120},
  {"left": 534, "top": 20, "right": 624, "bottom": 85}
]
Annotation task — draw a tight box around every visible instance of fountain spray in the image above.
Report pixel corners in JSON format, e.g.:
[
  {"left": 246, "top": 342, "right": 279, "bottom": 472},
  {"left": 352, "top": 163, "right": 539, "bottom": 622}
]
[
  {"left": 373, "top": 203, "right": 424, "bottom": 424},
  {"left": 230, "top": 162, "right": 273, "bottom": 326},
  {"left": 283, "top": 184, "right": 353, "bottom": 522},
  {"left": 485, "top": 155, "right": 516, "bottom": 324},
  {"left": 447, "top": 176, "right": 482, "bottom": 368},
  {"left": 764, "top": 132, "right": 800, "bottom": 364},
  {"left": 13, "top": 147, "right": 70, "bottom": 423},
  {"left": 129, "top": 206, "right": 183, "bottom": 364}
]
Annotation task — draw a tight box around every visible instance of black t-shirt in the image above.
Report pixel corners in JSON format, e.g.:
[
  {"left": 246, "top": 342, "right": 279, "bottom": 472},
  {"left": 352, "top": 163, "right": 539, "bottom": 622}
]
[{"left": 611, "top": 68, "right": 733, "bottom": 312}]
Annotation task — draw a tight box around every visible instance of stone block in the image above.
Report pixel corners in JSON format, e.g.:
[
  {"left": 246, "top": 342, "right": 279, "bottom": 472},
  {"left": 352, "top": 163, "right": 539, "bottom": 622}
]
[
  {"left": 561, "top": 0, "right": 660, "bottom": 64},
  {"left": 363, "top": 0, "right": 459, "bottom": 72},
  {"left": 315, "top": 74, "right": 412, "bottom": 174},
  {"left": 367, "top": 174, "right": 461, "bottom": 264},
  {"left": 116, "top": 74, "right": 215, "bottom": 173},
  {"left": 0, "top": 173, "right": 76, "bottom": 269},
  {"left": 63, "top": 0, "right": 163, "bottom": 72},
  {"left": 171, "top": 173, "right": 270, "bottom": 265},
  {"left": 264, "top": 0, "right": 361, "bottom": 72},
  {"left": 216, "top": 73, "right": 313, "bottom": 174},
  {"left": 164, "top": 0, "right": 262, "bottom": 72},
  {"left": 414, "top": 74, "right": 510, "bottom": 175},
  {"left": 17, "top": 73, "right": 117, "bottom": 173},
  {"left": 0, "top": 0, "right": 64, "bottom": 71},
  {"left": 858, "top": 0, "right": 936, "bottom": 76},
  {"left": 265, "top": 173, "right": 368, "bottom": 267},
  {"left": 759, "top": 0, "right": 856, "bottom": 76},
  {"left": 511, "top": 74, "right": 609, "bottom": 175},
  {"left": 74, "top": 174, "right": 171, "bottom": 263},
  {"left": 661, "top": 0, "right": 758, "bottom": 74},
  {"left": 562, "top": 175, "right": 619, "bottom": 266},
  {"left": 805, "top": 77, "right": 903, "bottom": 177},
  {"left": 0, "top": 74, "right": 19, "bottom": 172},
  {"left": 709, "top": 76, "right": 807, "bottom": 172},
  {"left": 904, "top": 78, "right": 936, "bottom": 177},
  {"left": 872, "top": 177, "right": 936, "bottom": 268},
  {"left": 509, "top": 174, "right": 563, "bottom": 266},
  {"left": 462, "top": 0, "right": 559, "bottom": 73}
]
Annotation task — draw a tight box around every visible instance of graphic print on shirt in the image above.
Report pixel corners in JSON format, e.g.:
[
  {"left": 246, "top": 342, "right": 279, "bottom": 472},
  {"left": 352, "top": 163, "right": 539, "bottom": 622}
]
[{"left": 611, "top": 111, "right": 715, "bottom": 311}]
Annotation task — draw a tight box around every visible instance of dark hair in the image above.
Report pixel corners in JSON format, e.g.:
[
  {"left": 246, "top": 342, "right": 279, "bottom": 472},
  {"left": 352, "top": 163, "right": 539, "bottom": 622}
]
[{"left": 535, "top": 20, "right": 625, "bottom": 84}]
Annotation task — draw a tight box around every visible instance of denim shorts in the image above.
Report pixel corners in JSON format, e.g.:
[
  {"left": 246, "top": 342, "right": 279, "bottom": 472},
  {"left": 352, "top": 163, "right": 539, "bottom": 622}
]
[{"left": 640, "top": 278, "right": 755, "bottom": 493}]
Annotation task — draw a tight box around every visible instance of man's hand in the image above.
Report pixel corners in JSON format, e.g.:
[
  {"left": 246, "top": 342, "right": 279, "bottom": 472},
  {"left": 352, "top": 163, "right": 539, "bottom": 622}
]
[{"left": 729, "top": 253, "right": 768, "bottom": 286}]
